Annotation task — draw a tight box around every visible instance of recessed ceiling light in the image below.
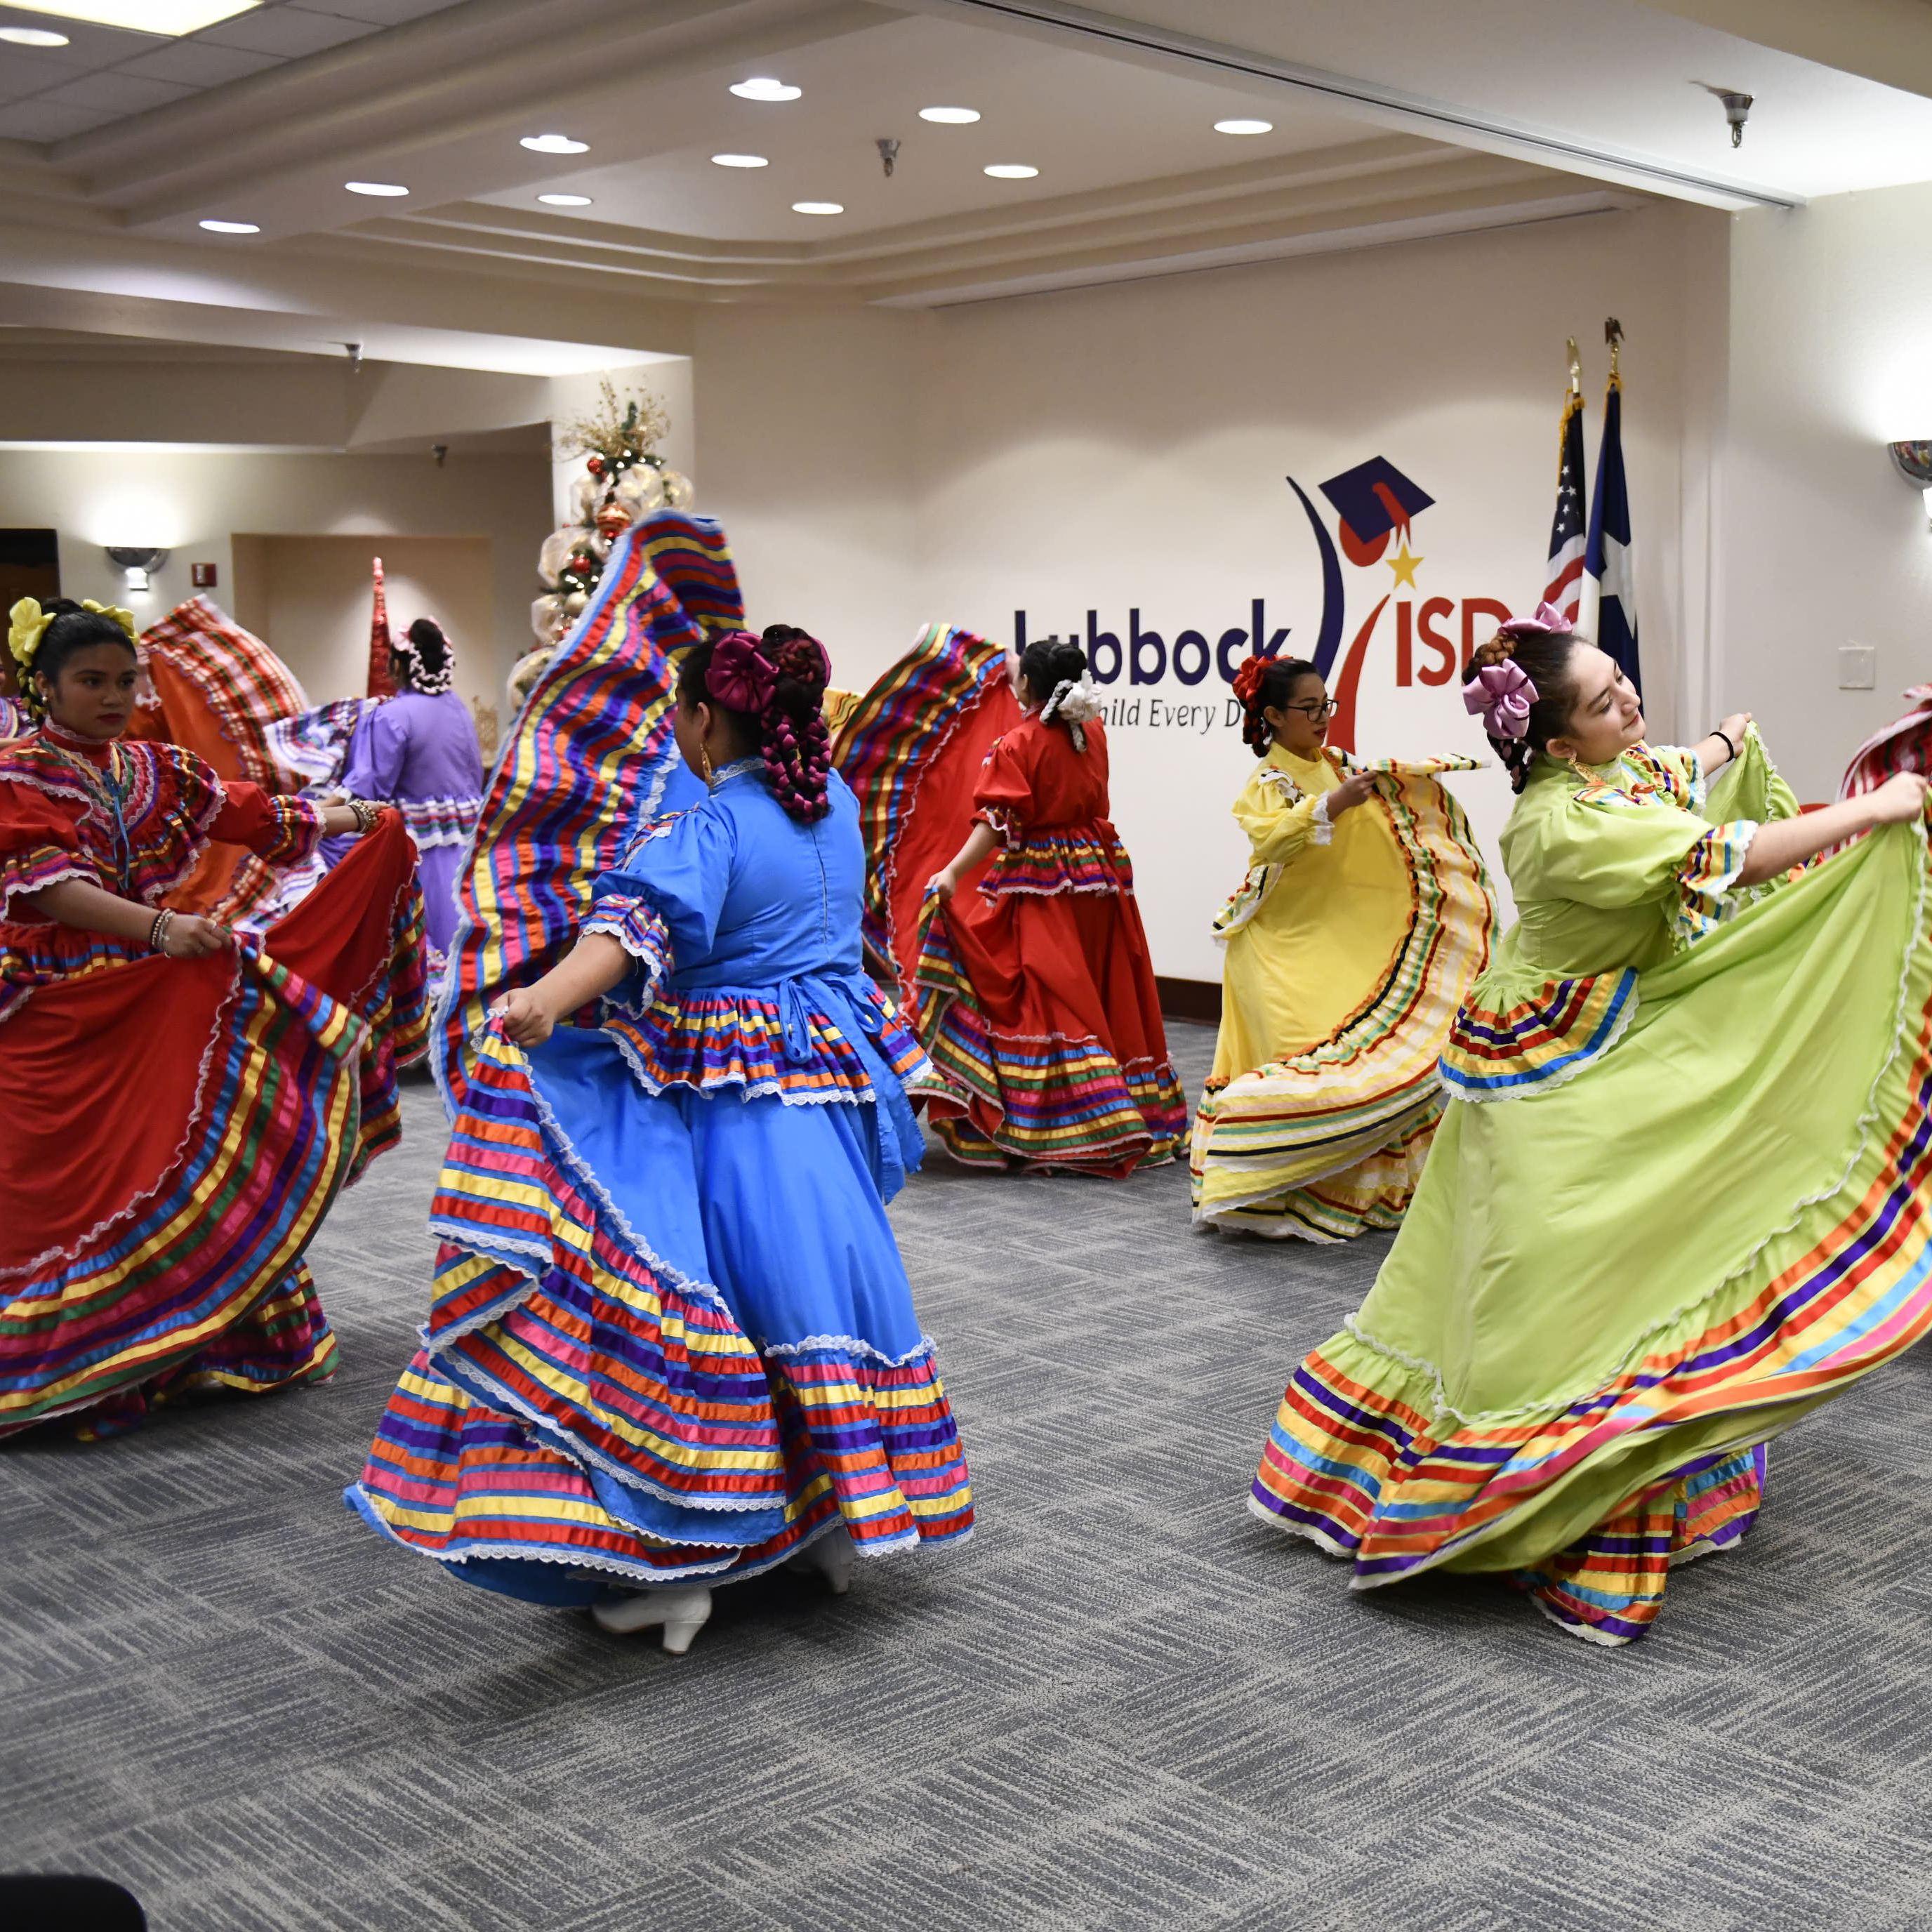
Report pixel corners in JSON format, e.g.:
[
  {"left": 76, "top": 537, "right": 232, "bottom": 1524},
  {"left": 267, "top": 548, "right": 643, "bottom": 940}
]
[
  {"left": 920, "top": 106, "right": 980, "bottom": 124},
  {"left": 710, "top": 153, "right": 769, "bottom": 168},
  {"left": 1214, "top": 118, "right": 1273, "bottom": 135},
  {"left": 4, "top": 0, "right": 258, "bottom": 29},
  {"left": 521, "top": 133, "right": 588, "bottom": 155},
  {"left": 345, "top": 181, "right": 409, "bottom": 197},
  {"left": 537, "top": 192, "right": 593, "bottom": 207},
  {"left": 792, "top": 201, "right": 843, "bottom": 216},
  {"left": 731, "top": 77, "right": 801, "bottom": 102},
  {"left": 199, "top": 218, "right": 259, "bottom": 234},
  {"left": 0, "top": 25, "right": 71, "bottom": 45},
  {"left": 984, "top": 163, "right": 1038, "bottom": 180}
]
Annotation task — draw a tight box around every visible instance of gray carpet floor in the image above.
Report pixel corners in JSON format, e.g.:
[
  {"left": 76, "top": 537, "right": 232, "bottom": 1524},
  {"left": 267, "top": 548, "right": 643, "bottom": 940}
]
[{"left": 9, "top": 1019, "right": 1932, "bottom": 1930}]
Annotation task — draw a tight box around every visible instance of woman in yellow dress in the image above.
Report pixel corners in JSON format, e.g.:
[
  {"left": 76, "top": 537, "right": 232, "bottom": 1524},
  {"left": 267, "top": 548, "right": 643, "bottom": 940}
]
[{"left": 1190, "top": 654, "right": 1493, "bottom": 1240}]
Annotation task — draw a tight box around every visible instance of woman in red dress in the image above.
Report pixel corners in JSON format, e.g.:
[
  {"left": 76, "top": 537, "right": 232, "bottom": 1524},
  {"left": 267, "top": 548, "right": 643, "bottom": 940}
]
[
  {"left": 921, "top": 636, "right": 1185, "bottom": 1176},
  {"left": 0, "top": 598, "right": 427, "bottom": 1440}
]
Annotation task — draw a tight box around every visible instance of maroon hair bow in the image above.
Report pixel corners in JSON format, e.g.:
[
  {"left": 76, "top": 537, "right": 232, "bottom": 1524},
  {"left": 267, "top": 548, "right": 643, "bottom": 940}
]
[{"left": 708, "top": 630, "right": 776, "bottom": 714}]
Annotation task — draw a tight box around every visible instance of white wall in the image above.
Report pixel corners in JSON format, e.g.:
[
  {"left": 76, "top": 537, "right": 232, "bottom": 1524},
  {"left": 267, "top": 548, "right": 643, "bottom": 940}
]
[
  {"left": 1719, "top": 185, "right": 1932, "bottom": 803},
  {"left": 904, "top": 203, "right": 1726, "bottom": 979}
]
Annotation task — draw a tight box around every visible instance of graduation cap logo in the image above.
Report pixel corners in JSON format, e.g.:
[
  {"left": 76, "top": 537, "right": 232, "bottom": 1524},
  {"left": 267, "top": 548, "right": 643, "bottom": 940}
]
[{"left": 1318, "top": 456, "right": 1434, "bottom": 567}]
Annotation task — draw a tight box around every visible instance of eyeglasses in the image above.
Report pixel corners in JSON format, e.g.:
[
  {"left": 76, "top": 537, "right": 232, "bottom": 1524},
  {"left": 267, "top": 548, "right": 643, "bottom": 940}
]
[{"left": 1281, "top": 698, "right": 1337, "bottom": 720}]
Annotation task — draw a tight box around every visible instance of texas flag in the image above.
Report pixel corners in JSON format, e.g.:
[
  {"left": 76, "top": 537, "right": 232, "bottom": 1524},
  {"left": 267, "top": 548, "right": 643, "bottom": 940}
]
[
  {"left": 1584, "top": 370, "right": 1641, "bottom": 697},
  {"left": 1542, "top": 386, "right": 1587, "bottom": 622}
]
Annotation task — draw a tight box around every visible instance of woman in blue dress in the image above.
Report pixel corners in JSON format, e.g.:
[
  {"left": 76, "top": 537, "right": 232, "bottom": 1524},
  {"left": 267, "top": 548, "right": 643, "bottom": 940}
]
[{"left": 348, "top": 624, "right": 972, "bottom": 1652}]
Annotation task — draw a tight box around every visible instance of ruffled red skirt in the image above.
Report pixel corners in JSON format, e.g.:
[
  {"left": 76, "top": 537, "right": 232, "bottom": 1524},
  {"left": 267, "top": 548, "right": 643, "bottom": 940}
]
[{"left": 0, "top": 814, "right": 427, "bottom": 1439}]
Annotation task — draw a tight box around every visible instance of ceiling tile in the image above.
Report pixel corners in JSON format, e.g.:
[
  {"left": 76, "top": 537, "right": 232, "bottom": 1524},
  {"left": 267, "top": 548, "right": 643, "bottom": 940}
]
[
  {"left": 298, "top": 0, "right": 472, "bottom": 20},
  {"left": 117, "top": 39, "right": 286, "bottom": 85},
  {"left": 0, "top": 12, "right": 167, "bottom": 70},
  {"left": 39, "top": 69, "right": 199, "bottom": 113},
  {"left": 197, "top": 6, "right": 377, "bottom": 55},
  {"left": 0, "top": 95, "right": 120, "bottom": 139}
]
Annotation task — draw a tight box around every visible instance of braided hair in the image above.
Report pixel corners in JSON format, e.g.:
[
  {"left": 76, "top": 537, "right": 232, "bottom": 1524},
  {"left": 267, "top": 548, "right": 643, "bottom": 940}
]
[
  {"left": 682, "top": 623, "right": 834, "bottom": 822},
  {"left": 20, "top": 601, "right": 138, "bottom": 720},
  {"left": 1465, "top": 630, "right": 1586, "bottom": 792},
  {"left": 1017, "top": 636, "right": 1086, "bottom": 713},
  {"left": 395, "top": 616, "right": 456, "bottom": 696},
  {"left": 1231, "top": 654, "right": 1320, "bottom": 757}
]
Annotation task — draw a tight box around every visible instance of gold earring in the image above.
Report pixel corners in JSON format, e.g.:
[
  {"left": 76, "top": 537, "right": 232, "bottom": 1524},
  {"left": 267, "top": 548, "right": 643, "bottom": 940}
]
[
  {"left": 699, "top": 740, "right": 715, "bottom": 787},
  {"left": 1566, "top": 753, "right": 1598, "bottom": 787}
]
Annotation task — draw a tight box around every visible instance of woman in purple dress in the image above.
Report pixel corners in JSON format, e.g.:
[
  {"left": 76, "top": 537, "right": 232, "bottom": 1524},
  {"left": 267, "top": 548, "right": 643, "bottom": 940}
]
[{"left": 338, "top": 618, "right": 485, "bottom": 972}]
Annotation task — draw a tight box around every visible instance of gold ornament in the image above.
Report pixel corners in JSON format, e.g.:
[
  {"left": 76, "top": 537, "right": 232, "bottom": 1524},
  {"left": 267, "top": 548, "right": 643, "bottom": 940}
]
[{"left": 554, "top": 378, "right": 670, "bottom": 468}]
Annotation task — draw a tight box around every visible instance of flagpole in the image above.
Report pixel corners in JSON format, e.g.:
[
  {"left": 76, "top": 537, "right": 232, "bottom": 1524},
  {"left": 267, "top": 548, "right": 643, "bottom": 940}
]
[{"left": 1575, "top": 333, "right": 1602, "bottom": 636}]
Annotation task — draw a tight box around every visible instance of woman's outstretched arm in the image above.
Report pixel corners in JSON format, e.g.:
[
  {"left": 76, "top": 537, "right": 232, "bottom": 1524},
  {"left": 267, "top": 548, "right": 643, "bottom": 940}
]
[
  {"left": 1735, "top": 772, "right": 1928, "bottom": 886},
  {"left": 496, "top": 932, "right": 630, "bottom": 1045}
]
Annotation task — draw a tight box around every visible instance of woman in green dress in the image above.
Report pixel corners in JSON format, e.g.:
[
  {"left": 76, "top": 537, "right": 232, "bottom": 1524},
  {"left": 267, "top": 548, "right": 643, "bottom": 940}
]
[{"left": 1249, "top": 601, "right": 1932, "bottom": 1644}]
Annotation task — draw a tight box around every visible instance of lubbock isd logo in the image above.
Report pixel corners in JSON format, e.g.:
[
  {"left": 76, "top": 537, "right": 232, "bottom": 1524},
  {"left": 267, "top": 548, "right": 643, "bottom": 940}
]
[{"left": 1013, "top": 455, "right": 1513, "bottom": 753}]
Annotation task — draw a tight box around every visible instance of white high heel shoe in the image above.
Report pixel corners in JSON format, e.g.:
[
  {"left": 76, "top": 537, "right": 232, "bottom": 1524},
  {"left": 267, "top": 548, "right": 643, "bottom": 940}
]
[
  {"left": 788, "top": 1523, "right": 855, "bottom": 1596},
  {"left": 591, "top": 1584, "right": 713, "bottom": 1653}
]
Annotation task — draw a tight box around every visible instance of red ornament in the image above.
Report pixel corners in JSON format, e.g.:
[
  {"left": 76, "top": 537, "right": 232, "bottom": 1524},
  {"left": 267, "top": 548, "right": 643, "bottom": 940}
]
[{"left": 586, "top": 454, "right": 605, "bottom": 477}]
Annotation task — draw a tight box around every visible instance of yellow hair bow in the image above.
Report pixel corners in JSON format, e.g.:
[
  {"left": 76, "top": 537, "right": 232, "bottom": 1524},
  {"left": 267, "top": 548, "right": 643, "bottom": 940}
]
[
  {"left": 7, "top": 597, "right": 53, "bottom": 673},
  {"left": 80, "top": 599, "right": 139, "bottom": 643}
]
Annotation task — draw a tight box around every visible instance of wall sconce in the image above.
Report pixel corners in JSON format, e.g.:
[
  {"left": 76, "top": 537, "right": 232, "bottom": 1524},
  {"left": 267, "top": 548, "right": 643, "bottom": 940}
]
[
  {"left": 105, "top": 545, "right": 168, "bottom": 593},
  {"left": 1888, "top": 441, "right": 1932, "bottom": 527}
]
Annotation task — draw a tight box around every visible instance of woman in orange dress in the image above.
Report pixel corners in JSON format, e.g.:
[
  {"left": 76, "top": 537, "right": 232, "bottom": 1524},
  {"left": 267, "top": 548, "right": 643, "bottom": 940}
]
[{"left": 920, "top": 637, "right": 1184, "bottom": 1176}]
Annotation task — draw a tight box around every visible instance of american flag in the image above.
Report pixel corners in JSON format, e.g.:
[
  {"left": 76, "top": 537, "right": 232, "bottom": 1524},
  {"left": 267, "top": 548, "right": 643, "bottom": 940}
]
[{"left": 1542, "top": 388, "right": 1587, "bottom": 622}]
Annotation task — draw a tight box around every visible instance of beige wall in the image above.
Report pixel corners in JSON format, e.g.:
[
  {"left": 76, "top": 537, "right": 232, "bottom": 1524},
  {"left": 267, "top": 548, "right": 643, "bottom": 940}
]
[
  {"left": 0, "top": 447, "right": 551, "bottom": 704},
  {"left": 690, "top": 307, "right": 926, "bottom": 682},
  {"left": 230, "top": 534, "right": 495, "bottom": 720},
  {"left": 902, "top": 204, "right": 1725, "bottom": 976},
  {"left": 1719, "top": 184, "right": 1932, "bottom": 804}
]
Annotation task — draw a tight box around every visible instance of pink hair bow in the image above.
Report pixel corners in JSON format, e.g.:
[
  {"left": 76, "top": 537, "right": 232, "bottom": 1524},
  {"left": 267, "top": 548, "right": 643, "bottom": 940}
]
[
  {"left": 1497, "top": 600, "right": 1573, "bottom": 640},
  {"left": 1464, "top": 660, "right": 1538, "bottom": 739},
  {"left": 708, "top": 630, "right": 776, "bottom": 713}
]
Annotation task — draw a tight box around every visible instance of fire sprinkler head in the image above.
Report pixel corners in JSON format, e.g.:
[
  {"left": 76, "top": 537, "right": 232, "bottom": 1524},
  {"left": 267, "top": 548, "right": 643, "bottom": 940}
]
[
  {"left": 1696, "top": 83, "right": 1754, "bottom": 147},
  {"left": 877, "top": 136, "right": 900, "bottom": 178}
]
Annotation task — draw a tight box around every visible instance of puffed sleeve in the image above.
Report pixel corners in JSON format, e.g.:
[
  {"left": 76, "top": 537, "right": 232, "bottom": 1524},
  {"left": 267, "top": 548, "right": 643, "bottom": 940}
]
[
  {"left": 1231, "top": 765, "right": 1326, "bottom": 867},
  {"left": 581, "top": 807, "right": 736, "bottom": 1015},
  {"left": 0, "top": 778, "right": 93, "bottom": 914},
  {"left": 1537, "top": 787, "right": 1759, "bottom": 947},
  {"left": 209, "top": 781, "right": 326, "bottom": 866},
  {"left": 973, "top": 734, "right": 1036, "bottom": 845},
  {"left": 340, "top": 703, "right": 407, "bottom": 802}
]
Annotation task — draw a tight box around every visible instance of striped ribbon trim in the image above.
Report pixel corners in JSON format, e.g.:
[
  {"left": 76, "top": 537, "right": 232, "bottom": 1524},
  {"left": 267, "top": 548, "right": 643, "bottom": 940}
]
[
  {"left": 350, "top": 1021, "right": 972, "bottom": 1583},
  {"left": 1440, "top": 969, "right": 1639, "bottom": 1101},
  {"left": 913, "top": 900, "right": 1187, "bottom": 1175},
  {"left": 0, "top": 953, "right": 361, "bottom": 1436},
  {"left": 1252, "top": 871, "right": 1932, "bottom": 1640},
  {"left": 435, "top": 512, "right": 741, "bottom": 1114},
  {"left": 831, "top": 623, "right": 1014, "bottom": 976},
  {"left": 140, "top": 598, "right": 309, "bottom": 790},
  {"left": 1192, "top": 771, "right": 1494, "bottom": 1225}
]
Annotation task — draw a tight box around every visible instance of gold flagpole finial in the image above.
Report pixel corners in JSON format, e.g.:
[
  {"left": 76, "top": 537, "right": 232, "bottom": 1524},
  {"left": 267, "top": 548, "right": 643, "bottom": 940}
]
[
  {"left": 1566, "top": 336, "right": 1582, "bottom": 396},
  {"left": 1604, "top": 317, "right": 1623, "bottom": 381}
]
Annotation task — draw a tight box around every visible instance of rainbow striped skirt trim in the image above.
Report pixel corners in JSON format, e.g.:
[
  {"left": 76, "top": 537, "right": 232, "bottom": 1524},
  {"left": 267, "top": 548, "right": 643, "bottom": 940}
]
[
  {"left": 1251, "top": 814, "right": 1932, "bottom": 1643},
  {"left": 912, "top": 899, "right": 1187, "bottom": 1177},
  {"left": 1193, "top": 769, "right": 1493, "bottom": 1238},
  {"left": 348, "top": 1024, "right": 972, "bottom": 1599},
  {"left": 0, "top": 953, "right": 361, "bottom": 1439}
]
